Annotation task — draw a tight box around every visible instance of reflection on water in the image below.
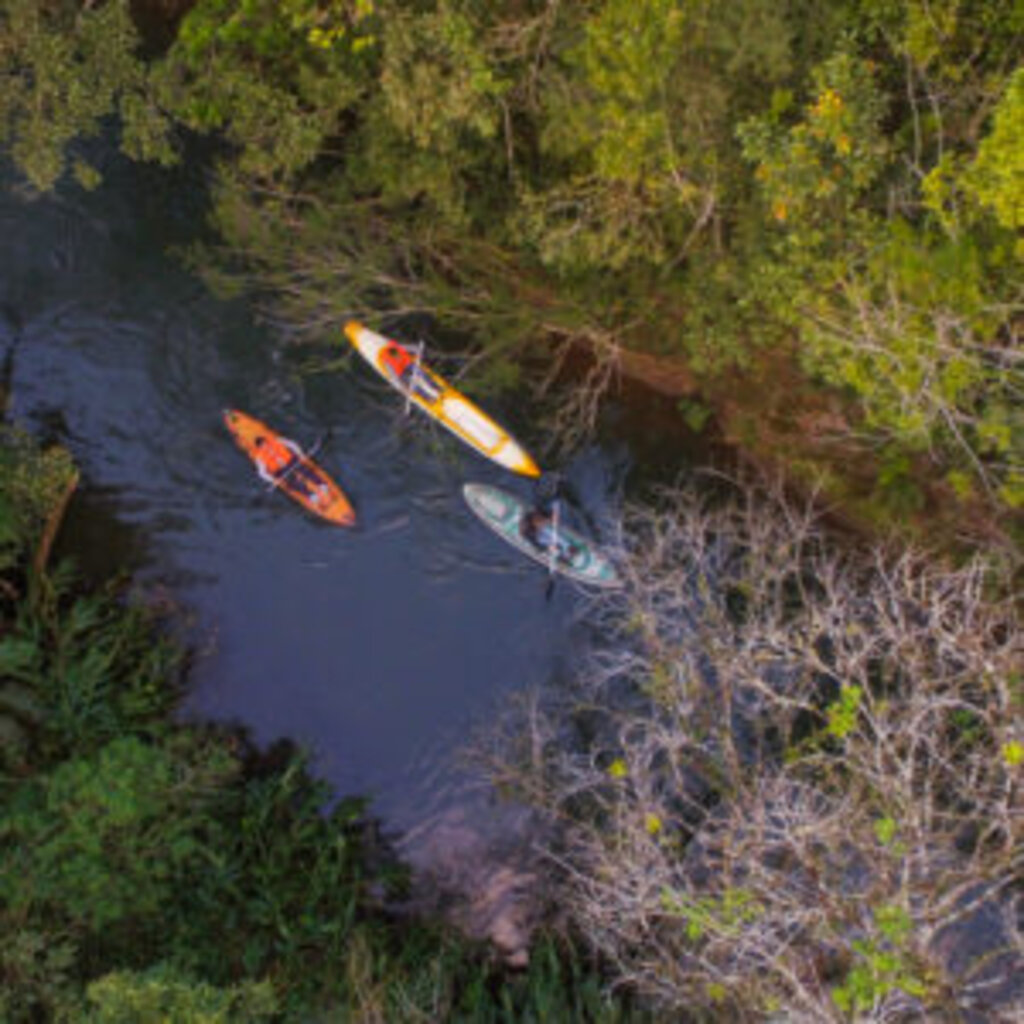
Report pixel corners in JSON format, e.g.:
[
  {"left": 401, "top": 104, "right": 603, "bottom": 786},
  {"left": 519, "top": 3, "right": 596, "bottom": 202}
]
[{"left": 0, "top": 155, "right": 698, "bottom": 840}]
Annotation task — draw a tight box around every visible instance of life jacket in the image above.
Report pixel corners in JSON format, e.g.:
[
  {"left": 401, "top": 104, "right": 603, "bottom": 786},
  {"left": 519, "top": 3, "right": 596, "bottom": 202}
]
[
  {"left": 381, "top": 343, "right": 413, "bottom": 379},
  {"left": 256, "top": 435, "right": 294, "bottom": 474}
]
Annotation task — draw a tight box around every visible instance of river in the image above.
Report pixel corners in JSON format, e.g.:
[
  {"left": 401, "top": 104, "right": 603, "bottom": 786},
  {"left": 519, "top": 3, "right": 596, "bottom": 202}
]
[{"left": 1, "top": 150, "right": 701, "bottom": 837}]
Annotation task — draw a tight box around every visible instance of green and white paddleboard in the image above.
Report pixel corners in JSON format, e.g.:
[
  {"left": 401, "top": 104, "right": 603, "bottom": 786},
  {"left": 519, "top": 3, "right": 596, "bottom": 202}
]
[{"left": 463, "top": 483, "right": 620, "bottom": 589}]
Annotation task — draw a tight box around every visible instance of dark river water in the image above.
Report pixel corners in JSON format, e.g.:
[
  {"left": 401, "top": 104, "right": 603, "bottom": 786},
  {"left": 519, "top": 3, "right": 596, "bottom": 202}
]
[{"left": 1, "top": 152, "right": 700, "bottom": 837}]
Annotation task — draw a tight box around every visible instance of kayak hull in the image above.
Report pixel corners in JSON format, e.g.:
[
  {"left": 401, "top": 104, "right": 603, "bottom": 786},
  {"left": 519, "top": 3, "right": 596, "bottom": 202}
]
[
  {"left": 344, "top": 321, "right": 540, "bottom": 478},
  {"left": 463, "top": 483, "right": 620, "bottom": 588},
  {"left": 223, "top": 410, "right": 355, "bottom": 527}
]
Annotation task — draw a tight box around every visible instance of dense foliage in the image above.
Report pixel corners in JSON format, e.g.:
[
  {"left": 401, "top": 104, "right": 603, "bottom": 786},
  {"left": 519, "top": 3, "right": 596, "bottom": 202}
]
[
  {"left": 0, "top": 0, "right": 1020, "bottom": 530},
  {"left": 0, "top": 433, "right": 642, "bottom": 1021}
]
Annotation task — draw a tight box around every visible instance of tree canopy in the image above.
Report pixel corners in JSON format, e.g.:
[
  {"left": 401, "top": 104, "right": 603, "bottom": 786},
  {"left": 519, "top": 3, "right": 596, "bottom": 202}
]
[{"left": 1, "top": 0, "right": 1020, "bottom": 518}]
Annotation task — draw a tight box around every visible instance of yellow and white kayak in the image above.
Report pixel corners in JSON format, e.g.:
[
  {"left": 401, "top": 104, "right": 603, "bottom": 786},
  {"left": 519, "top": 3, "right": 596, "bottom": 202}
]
[{"left": 343, "top": 321, "right": 540, "bottom": 478}]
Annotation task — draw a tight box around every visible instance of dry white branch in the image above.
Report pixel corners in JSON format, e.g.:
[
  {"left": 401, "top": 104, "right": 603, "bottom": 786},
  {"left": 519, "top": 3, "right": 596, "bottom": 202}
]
[{"left": 482, "top": 478, "right": 1022, "bottom": 1020}]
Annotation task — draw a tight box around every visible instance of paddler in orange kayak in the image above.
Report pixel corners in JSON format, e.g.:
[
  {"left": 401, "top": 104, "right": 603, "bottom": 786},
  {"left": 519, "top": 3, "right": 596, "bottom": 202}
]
[
  {"left": 253, "top": 435, "right": 323, "bottom": 501},
  {"left": 253, "top": 434, "right": 296, "bottom": 476}
]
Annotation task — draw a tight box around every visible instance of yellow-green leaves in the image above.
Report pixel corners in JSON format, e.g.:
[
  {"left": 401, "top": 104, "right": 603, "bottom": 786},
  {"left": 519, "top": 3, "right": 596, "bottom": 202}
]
[
  {"left": 379, "top": 10, "right": 505, "bottom": 151},
  {"left": 72, "top": 160, "right": 101, "bottom": 191},
  {"left": 661, "top": 887, "right": 765, "bottom": 941},
  {"left": 740, "top": 53, "right": 888, "bottom": 227},
  {"left": 832, "top": 904, "right": 930, "bottom": 1014},
  {"left": 166, "top": 0, "right": 372, "bottom": 179},
  {"left": 518, "top": 0, "right": 704, "bottom": 272},
  {"left": 350, "top": 7, "right": 509, "bottom": 226},
  {"left": 740, "top": 40, "right": 1023, "bottom": 509},
  {"left": 826, "top": 683, "right": 861, "bottom": 740},
  {"left": 565, "top": 0, "right": 685, "bottom": 186},
  {"left": 965, "top": 68, "right": 1024, "bottom": 236},
  {"left": 1003, "top": 740, "right": 1024, "bottom": 768},
  {"left": 873, "top": 817, "right": 897, "bottom": 846},
  {"left": 901, "top": 0, "right": 960, "bottom": 69},
  {"left": 86, "top": 968, "right": 277, "bottom": 1024}
]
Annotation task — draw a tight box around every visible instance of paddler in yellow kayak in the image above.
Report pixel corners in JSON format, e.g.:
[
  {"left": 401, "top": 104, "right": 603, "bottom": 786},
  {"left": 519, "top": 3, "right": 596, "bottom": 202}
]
[
  {"left": 378, "top": 338, "right": 441, "bottom": 403},
  {"left": 344, "top": 321, "right": 540, "bottom": 478}
]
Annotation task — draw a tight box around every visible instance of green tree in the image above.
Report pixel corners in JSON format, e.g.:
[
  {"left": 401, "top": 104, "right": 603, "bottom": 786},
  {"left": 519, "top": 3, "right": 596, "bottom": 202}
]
[
  {"left": 740, "top": 47, "right": 1023, "bottom": 504},
  {"left": 0, "top": 0, "right": 172, "bottom": 191},
  {"left": 1, "top": 571, "right": 181, "bottom": 763},
  {"left": 2, "top": 736, "right": 234, "bottom": 932},
  {"left": 349, "top": 4, "right": 508, "bottom": 226},
  {"left": 152, "top": 0, "right": 376, "bottom": 180},
  {"left": 518, "top": 0, "right": 695, "bottom": 271},
  {"left": 519, "top": 0, "right": 802, "bottom": 275}
]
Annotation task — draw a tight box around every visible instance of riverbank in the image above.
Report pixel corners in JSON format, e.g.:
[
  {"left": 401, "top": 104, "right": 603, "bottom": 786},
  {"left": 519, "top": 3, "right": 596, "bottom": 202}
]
[{"left": 569, "top": 335, "right": 1021, "bottom": 562}]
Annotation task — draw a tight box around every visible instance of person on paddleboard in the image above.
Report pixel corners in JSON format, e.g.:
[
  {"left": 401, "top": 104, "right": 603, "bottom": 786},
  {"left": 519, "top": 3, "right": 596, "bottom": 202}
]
[{"left": 521, "top": 473, "right": 579, "bottom": 564}]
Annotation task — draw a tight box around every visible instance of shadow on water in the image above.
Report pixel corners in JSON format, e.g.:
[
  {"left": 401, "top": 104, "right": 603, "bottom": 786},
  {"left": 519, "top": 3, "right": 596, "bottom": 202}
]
[{"left": 50, "top": 483, "right": 152, "bottom": 584}]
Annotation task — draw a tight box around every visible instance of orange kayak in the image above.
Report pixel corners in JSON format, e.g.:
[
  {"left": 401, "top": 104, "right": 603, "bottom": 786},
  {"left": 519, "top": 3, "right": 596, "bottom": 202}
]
[{"left": 223, "top": 409, "right": 355, "bottom": 526}]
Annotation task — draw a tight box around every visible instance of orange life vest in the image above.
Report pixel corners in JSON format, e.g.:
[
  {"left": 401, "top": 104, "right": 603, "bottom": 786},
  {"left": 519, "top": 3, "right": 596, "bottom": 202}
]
[
  {"left": 256, "top": 436, "right": 294, "bottom": 474},
  {"left": 381, "top": 343, "right": 412, "bottom": 378}
]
